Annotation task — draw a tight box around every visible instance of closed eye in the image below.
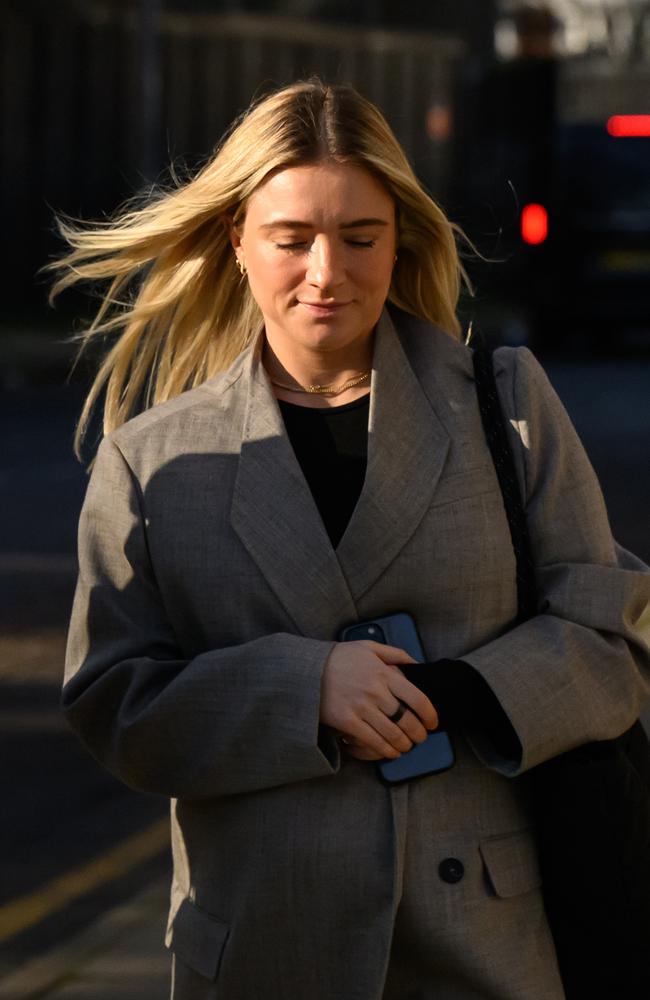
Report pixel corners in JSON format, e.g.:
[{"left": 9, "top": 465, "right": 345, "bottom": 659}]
[{"left": 274, "top": 240, "right": 376, "bottom": 251}]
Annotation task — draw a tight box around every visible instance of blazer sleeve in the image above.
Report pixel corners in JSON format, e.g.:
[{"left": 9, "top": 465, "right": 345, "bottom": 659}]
[
  {"left": 461, "top": 346, "right": 650, "bottom": 775},
  {"left": 62, "top": 436, "right": 340, "bottom": 800}
]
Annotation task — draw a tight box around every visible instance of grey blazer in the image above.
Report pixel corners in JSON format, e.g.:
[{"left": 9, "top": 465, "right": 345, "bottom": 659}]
[{"left": 64, "top": 307, "right": 650, "bottom": 999}]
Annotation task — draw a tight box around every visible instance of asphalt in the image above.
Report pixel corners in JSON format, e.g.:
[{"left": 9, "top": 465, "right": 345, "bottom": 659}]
[
  {"left": 0, "top": 618, "right": 172, "bottom": 1000},
  {"left": 0, "top": 327, "right": 168, "bottom": 998},
  {"left": 0, "top": 878, "right": 171, "bottom": 1000}
]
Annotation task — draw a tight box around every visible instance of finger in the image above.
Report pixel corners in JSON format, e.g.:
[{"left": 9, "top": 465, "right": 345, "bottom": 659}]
[
  {"left": 345, "top": 718, "right": 403, "bottom": 759},
  {"left": 365, "top": 708, "right": 415, "bottom": 754},
  {"left": 337, "top": 733, "right": 362, "bottom": 746},
  {"left": 374, "top": 699, "right": 427, "bottom": 744},
  {"left": 375, "top": 695, "right": 406, "bottom": 722},
  {"left": 343, "top": 744, "right": 384, "bottom": 761},
  {"left": 388, "top": 677, "right": 439, "bottom": 731},
  {"left": 393, "top": 707, "right": 429, "bottom": 744},
  {"left": 361, "top": 641, "right": 418, "bottom": 666}
]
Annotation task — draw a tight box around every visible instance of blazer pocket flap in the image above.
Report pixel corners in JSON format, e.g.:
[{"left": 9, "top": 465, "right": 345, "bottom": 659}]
[
  {"left": 166, "top": 897, "right": 229, "bottom": 980},
  {"left": 479, "top": 829, "right": 541, "bottom": 899}
]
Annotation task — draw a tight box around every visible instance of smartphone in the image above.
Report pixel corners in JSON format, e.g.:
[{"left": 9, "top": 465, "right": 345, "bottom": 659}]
[{"left": 338, "top": 612, "right": 455, "bottom": 784}]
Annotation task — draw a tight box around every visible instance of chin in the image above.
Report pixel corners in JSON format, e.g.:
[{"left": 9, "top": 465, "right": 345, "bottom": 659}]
[
  {"left": 302, "top": 326, "right": 362, "bottom": 352},
  {"left": 294, "top": 313, "right": 375, "bottom": 347}
]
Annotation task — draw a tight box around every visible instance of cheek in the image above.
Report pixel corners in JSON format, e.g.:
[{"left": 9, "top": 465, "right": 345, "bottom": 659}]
[
  {"left": 357, "top": 256, "right": 393, "bottom": 294},
  {"left": 248, "top": 255, "right": 299, "bottom": 303}
]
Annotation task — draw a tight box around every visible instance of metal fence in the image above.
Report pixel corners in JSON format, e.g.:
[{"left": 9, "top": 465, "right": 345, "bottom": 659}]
[{"left": 1, "top": 1, "right": 464, "bottom": 309}]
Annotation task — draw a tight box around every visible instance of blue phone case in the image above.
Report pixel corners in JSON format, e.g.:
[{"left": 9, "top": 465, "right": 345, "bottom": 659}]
[{"left": 338, "top": 612, "right": 455, "bottom": 784}]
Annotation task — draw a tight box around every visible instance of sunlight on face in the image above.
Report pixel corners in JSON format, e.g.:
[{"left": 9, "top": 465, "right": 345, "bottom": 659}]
[{"left": 231, "top": 161, "right": 397, "bottom": 364}]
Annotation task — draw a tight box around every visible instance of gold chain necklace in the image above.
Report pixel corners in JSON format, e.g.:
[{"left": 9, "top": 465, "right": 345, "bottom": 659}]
[{"left": 270, "top": 370, "right": 371, "bottom": 396}]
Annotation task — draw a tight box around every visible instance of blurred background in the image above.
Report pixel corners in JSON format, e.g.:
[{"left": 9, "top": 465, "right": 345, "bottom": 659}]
[{"left": 1, "top": 0, "right": 649, "bottom": 993}]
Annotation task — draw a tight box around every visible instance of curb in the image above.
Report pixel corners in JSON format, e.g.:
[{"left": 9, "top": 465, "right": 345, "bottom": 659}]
[{"left": 0, "top": 878, "right": 170, "bottom": 1000}]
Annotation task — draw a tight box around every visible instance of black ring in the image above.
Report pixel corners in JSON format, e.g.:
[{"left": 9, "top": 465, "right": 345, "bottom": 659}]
[{"left": 387, "top": 701, "right": 407, "bottom": 724}]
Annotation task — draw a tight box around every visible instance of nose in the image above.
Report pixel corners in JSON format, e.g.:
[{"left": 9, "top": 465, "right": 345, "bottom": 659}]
[{"left": 305, "top": 236, "right": 345, "bottom": 290}]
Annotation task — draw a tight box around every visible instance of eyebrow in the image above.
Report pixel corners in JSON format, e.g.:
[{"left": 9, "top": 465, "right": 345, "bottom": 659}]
[{"left": 259, "top": 218, "right": 390, "bottom": 231}]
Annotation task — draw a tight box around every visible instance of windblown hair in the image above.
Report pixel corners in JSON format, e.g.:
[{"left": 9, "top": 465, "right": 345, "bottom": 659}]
[{"left": 49, "top": 79, "right": 470, "bottom": 455}]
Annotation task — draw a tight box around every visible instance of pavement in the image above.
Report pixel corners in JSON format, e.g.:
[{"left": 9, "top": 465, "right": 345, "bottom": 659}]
[
  {"left": 0, "top": 878, "right": 171, "bottom": 1000},
  {"left": 0, "top": 320, "right": 172, "bottom": 1000},
  {"left": 0, "top": 625, "right": 173, "bottom": 1000}
]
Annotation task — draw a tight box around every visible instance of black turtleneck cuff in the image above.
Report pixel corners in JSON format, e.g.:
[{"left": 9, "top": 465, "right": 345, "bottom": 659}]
[{"left": 399, "top": 659, "right": 522, "bottom": 763}]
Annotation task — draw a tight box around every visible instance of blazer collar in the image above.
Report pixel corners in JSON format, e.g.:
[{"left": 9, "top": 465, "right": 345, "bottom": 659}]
[{"left": 230, "top": 308, "right": 451, "bottom": 639}]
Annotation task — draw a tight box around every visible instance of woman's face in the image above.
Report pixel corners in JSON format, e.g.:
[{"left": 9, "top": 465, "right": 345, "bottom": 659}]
[{"left": 230, "top": 161, "right": 397, "bottom": 362}]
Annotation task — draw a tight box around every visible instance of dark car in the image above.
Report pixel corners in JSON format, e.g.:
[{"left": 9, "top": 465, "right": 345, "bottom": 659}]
[
  {"left": 548, "top": 120, "right": 650, "bottom": 351},
  {"left": 452, "top": 57, "right": 650, "bottom": 353}
]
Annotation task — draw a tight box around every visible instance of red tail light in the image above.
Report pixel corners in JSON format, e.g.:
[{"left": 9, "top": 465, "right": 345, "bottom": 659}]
[
  {"left": 521, "top": 204, "right": 548, "bottom": 245},
  {"left": 607, "top": 115, "right": 650, "bottom": 137}
]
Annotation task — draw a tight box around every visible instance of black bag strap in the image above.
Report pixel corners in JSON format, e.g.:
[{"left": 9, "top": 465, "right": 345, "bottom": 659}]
[
  {"left": 474, "top": 343, "right": 650, "bottom": 1000},
  {"left": 472, "top": 342, "right": 537, "bottom": 623}
]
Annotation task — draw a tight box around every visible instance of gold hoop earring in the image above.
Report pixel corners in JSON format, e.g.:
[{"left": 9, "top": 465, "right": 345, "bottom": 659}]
[{"left": 236, "top": 256, "right": 246, "bottom": 276}]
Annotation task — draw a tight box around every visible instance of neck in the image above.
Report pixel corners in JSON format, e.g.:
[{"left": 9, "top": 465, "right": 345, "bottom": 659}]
[{"left": 262, "top": 332, "right": 375, "bottom": 408}]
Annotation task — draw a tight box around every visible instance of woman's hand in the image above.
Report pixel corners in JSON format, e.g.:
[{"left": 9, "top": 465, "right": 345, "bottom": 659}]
[{"left": 319, "top": 640, "right": 438, "bottom": 759}]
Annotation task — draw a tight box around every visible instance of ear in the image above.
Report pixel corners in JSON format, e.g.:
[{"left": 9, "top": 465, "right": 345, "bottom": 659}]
[{"left": 221, "top": 213, "right": 242, "bottom": 252}]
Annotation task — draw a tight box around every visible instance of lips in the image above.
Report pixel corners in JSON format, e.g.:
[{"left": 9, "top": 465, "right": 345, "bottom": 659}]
[{"left": 299, "top": 300, "right": 350, "bottom": 313}]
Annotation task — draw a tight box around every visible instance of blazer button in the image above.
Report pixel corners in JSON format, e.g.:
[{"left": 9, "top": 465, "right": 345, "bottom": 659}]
[{"left": 438, "top": 858, "right": 465, "bottom": 884}]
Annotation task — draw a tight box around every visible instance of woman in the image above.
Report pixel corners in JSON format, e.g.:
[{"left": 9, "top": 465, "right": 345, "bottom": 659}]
[{"left": 54, "top": 81, "right": 650, "bottom": 999}]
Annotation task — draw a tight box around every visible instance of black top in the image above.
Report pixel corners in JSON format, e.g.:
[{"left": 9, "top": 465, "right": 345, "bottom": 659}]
[
  {"left": 278, "top": 394, "right": 370, "bottom": 549},
  {"left": 279, "top": 392, "right": 520, "bottom": 761}
]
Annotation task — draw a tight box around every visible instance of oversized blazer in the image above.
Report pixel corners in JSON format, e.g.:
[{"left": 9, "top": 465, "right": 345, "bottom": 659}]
[{"left": 63, "top": 306, "right": 650, "bottom": 1000}]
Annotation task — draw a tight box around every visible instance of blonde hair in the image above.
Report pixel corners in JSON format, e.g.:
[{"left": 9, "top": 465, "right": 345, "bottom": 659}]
[{"left": 49, "top": 79, "right": 470, "bottom": 456}]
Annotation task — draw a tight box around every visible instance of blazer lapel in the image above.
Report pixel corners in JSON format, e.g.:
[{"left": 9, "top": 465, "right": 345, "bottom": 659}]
[
  {"left": 335, "top": 308, "right": 451, "bottom": 601},
  {"left": 230, "top": 308, "right": 452, "bottom": 636},
  {"left": 230, "top": 338, "right": 358, "bottom": 639}
]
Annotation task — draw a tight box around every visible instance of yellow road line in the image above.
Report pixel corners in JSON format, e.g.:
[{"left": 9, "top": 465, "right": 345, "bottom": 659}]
[{"left": 0, "top": 818, "right": 169, "bottom": 944}]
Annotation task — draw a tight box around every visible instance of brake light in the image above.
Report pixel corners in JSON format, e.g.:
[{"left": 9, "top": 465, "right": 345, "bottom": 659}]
[
  {"left": 607, "top": 115, "right": 650, "bottom": 137},
  {"left": 521, "top": 204, "right": 548, "bottom": 245}
]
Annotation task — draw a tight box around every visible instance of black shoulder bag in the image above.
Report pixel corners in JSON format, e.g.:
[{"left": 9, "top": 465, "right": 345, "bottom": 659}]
[{"left": 473, "top": 344, "right": 650, "bottom": 998}]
